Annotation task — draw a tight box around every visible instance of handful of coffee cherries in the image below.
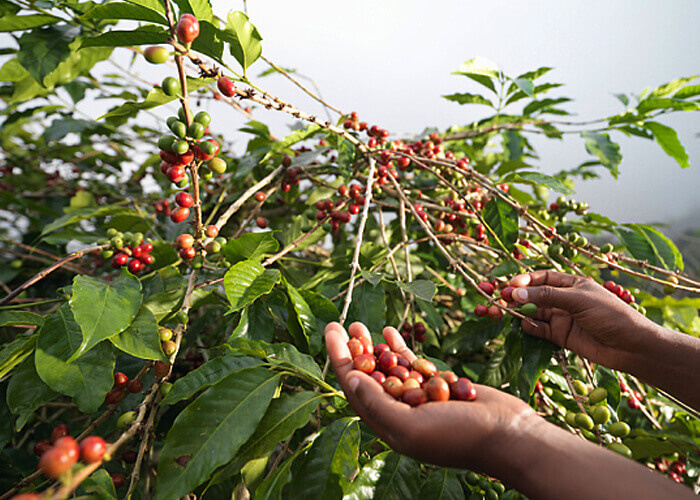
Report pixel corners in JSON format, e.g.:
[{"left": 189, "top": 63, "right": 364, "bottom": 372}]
[{"left": 347, "top": 335, "right": 477, "bottom": 406}]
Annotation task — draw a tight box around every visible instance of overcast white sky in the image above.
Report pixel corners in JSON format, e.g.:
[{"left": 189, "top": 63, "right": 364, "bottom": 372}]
[{"left": 202, "top": 0, "right": 699, "bottom": 230}]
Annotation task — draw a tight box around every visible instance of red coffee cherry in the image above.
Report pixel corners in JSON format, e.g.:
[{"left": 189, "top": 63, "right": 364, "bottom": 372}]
[
  {"left": 403, "top": 378, "right": 421, "bottom": 391},
  {"left": 51, "top": 424, "right": 70, "bottom": 443},
  {"left": 111, "top": 473, "right": 127, "bottom": 489},
  {"left": 488, "top": 304, "right": 504, "bottom": 321},
  {"left": 166, "top": 165, "right": 187, "bottom": 184},
  {"left": 127, "top": 258, "right": 142, "bottom": 274},
  {"left": 450, "top": 377, "right": 477, "bottom": 401},
  {"left": 105, "top": 388, "right": 127, "bottom": 405},
  {"left": 79, "top": 436, "right": 107, "bottom": 464},
  {"left": 501, "top": 286, "right": 515, "bottom": 302},
  {"left": 377, "top": 351, "right": 398, "bottom": 373},
  {"left": 39, "top": 446, "right": 75, "bottom": 478},
  {"left": 205, "top": 225, "right": 219, "bottom": 238},
  {"left": 358, "top": 336, "right": 373, "bottom": 355},
  {"left": 217, "top": 77, "right": 236, "bottom": 97},
  {"left": 139, "top": 253, "right": 154, "bottom": 266},
  {"left": 176, "top": 233, "right": 195, "bottom": 249},
  {"left": 426, "top": 376, "right": 450, "bottom": 402},
  {"left": 627, "top": 397, "right": 640, "bottom": 410},
  {"left": 353, "top": 354, "right": 376, "bottom": 374},
  {"left": 53, "top": 436, "right": 79, "bottom": 463},
  {"left": 256, "top": 217, "right": 268, "bottom": 229},
  {"left": 154, "top": 360, "right": 170, "bottom": 378},
  {"left": 282, "top": 156, "right": 292, "bottom": 168},
  {"left": 370, "top": 371, "right": 386, "bottom": 384},
  {"left": 175, "top": 191, "right": 194, "bottom": 208},
  {"left": 127, "top": 379, "right": 143, "bottom": 393},
  {"left": 397, "top": 356, "right": 411, "bottom": 369},
  {"left": 122, "top": 450, "right": 137, "bottom": 464},
  {"left": 388, "top": 365, "right": 409, "bottom": 382},
  {"left": 33, "top": 439, "right": 52, "bottom": 457},
  {"left": 179, "top": 246, "right": 196, "bottom": 260},
  {"left": 176, "top": 14, "right": 200, "bottom": 44},
  {"left": 254, "top": 191, "right": 266, "bottom": 202},
  {"left": 413, "top": 322, "right": 426, "bottom": 335},
  {"left": 373, "top": 343, "right": 391, "bottom": 357},
  {"left": 383, "top": 376, "right": 405, "bottom": 399},
  {"left": 347, "top": 338, "right": 364, "bottom": 358},
  {"left": 603, "top": 280, "right": 616, "bottom": 292},
  {"left": 113, "top": 372, "right": 128, "bottom": 389},
  {"left": 402, "top": 387, "right": 428, "bottom": 407},
  {"left": 111, "top": 253, "right": 129, "bottom": 269},
  {"left": 478, "top": 282, "right": 495, "bottom": 295},
  {"left": 474, "top": 304, "right": 488, "bottom": 318},
  {"left": 412, "top": 358, "right": 437, "bottom": 379},
  {"left": 440, "top": 370, "right": 459, "bottom": 385},
  {"left": 170, "top": 206, "right": 190, "bottom": 223},
  {"left": 407, "top": 370, "right": 424, "bottom": 384}
]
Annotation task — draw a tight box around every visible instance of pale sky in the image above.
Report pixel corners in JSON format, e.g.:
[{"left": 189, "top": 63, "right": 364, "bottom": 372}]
[{"left": 206, "top": 0, "right": 699, "bottom": 230}]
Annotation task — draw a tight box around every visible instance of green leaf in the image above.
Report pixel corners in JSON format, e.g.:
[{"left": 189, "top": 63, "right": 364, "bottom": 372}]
[
  {"left": 442, "top": 92, "right": 492, "bottom": 106},
  {"left": 644, "top": 121, "right": 690, "bottom": 169},
  {"left": 41, "top": 206, "right": 140, "bottom": 236},
  {"left": 285, "top": 281, "right": 321, "bottom": 355},
  {"left": 509, "top": 172, "right": 575, "bottom": 195},
  {"left": 520, "top": 334, "right": 556, "bottom": 396},
  {"left": 512, "top": 77, "right": 534, "bottom": 96},
  {"left": 478, "top": 345, "right": 511, "bottom": 387},
  {"left": 648, "top": 75, "right": 699, "bottom": 98},
  {"left": 227, "top": 338, "right": 324, "bottom": 384},
  {"left": 144, "top": 289, "right": 184, "bottom": 323},
  {"left": 110, "top": 307, "right": 167, "bottom": 361},
  {"left": 0, "top": 333, "right": 37, "bottom": 378},
  {"left": 172, "top": 0, "right": 214, "bottom": 23},
  {"left": 370, "top": 452, "right": 421, "bottom": 500},
  {"left": 69, "top": 270, "right": 142, "bottom": 361},
  {"left": 17, "top": 26, "right": 72, "bottom": 85},
  {"left": 398, "top": 279, "right": 437, "bottom": 302},
  {"left": 237, "top": 391, "right": 323, "bottom": 462},
  {"left": 191, "top": 20, "right": 223, "bottom": 62},
  {"left": 221, "top": 11, "right": 263, "bottom": 75},
  {"left": 347, "top": 281, "right": 386, "bottom": 334},
  {"left": 81, "top": 26, "right": 170, "bottom": 48},
  {"left": 630, "top": 224, "right": 684, "bottom": 272},
  {"left": 593, "top": 366, "right": 621, "bottom": 410},
  {"left": 453, "top": 57, "right": 499, "bottom": 78},
  {"left": 0, "top": 311, "right": 44, "bottom": 327},
  {"left": 483, "top": 197, "right": 519, "bottom": 250},
  {"left": 160, "top": 355, "right": 260, "bottom": 405},
  {"left": 255, "top": 446, "right": 304, "bottom": 500},
  {"left": 6, "top": 355, "right": 58, "bottom": 430},
  {"left": 674, "top": 84, "right": 700, "bottom": 99},
  {"left": 581, "top": 132, "right": 622, "bottom": 178},
  {"left": 615, "top": 227, "right": 656, "bottom": 268},
  {"left": 222, "top": 232, "right": 279, "bottom": 264},
  {"left": 262, "top": 124, "right": 322, "bottom": 161},
  {"left": 0, "top": 385, "right": 14, "bottom": 450},
  {"left": 156, "top": 366, "right": 280, "bottom": 500},
  {"left": 343, "top": 451, "right": 389, "bottom": 500},
  {"left": 443, "top": 319, "right": 503, "bottom": 354},
  {"left": 287, "top": 418, "right": 360, "bottom": 500},
  {"left": 418, "top": 468, "right": 465, "bottom": 500},
  {"left": 35, "top": 304, "right": 115, "bottom": 413},
  {"left": 299, "top": 289, "right": 339, "bottom": 333},
  {"left": 81, "top": 3, "right": 167, "bottom": 23},
  {"left": 0, "top": 14, "right": 61, "bottom": 32},
  {"left": 625, "top": 436, "right": 678, "bottom": 460},
  {"left": 224, "top": 260, "right": 281, "bottom": 313},
  {"left": 82, "top": 468, "right": 118, "bottom": 500},
  {"left": 227, "top": 302, "right": 275, "bottom": 343},
  {"left": 523, "top": 97, "right": 571, "bottom": 116}
]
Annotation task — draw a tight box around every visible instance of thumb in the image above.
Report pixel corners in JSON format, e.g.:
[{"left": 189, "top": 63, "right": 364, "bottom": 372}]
[
  {"left": 512, "top": 285, "right": 578, "bottom": 311},
  {"left": 346, "top": 371, "right": 411, "bottom": 433}
]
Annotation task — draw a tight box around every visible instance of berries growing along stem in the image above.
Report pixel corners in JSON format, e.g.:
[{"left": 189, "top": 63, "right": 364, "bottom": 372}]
[
  {"left": 217, "top": 77, "right": 236, "bottom": 97},
  {"left": 176, "top": 14, "right": 200, "bottom": 44}
]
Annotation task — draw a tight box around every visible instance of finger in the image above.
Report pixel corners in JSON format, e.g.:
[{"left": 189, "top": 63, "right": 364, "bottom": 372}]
[
  {"left": 346, "top": 370, "right": 413, "bottom": 440},
  {"left": 510, "top": 270, "right": 579, "bottom": 289},
  {"left": 325, "top": 323, "right": 354, "bottom": 382},
  {"left": 511, "top": 284, "right": 579, "bottom": 312},
  {"left": 348, "top": 321, "right": 372, "bottom": 344},
  {"left": 382, "top": 326, "right": 417, "bottom": 363}
]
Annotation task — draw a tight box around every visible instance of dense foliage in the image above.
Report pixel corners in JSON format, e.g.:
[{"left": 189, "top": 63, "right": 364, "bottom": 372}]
[{"left": 0, "top": 1, "right": 699, "bottom": 499}]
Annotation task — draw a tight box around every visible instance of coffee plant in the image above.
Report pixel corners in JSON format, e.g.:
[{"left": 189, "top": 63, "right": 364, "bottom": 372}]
[{"left": 0, "top": 1, "right": 699, "bottom": 499}]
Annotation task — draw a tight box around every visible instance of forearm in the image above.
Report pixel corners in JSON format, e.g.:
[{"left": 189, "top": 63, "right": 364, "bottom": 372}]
[
  {"left": 624, "top": 323, "right": 700, "bottom": 410},
  {"left": 490, "top": 416, "right": 694, "bottom": 500}
]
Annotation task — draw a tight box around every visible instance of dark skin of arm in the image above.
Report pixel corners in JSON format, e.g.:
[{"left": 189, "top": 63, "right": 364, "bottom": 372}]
[{"left": 325, "top": 270, "right": 699, "bottom": 500}]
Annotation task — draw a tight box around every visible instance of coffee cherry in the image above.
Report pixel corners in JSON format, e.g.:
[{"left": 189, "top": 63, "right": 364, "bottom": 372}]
[
  {"left": 256, "top": 217, "right": 268, "bottom": 229},
  {"left": 122, "top": 450, "right": 137, "bottom": 464},
  {"left": 663, "top": 276, "right": 679, "bottom": 295},
  {"left": 105, "top": 388, "right": 127, "bottom": 405},
  {"left": 170, "top": 206, "right": 190, "bottom": 223},
  {"left": 80, "top": 436, "right": 107, "bottom": 464},
  {"left": 113, "top": 372, "right": 128, "bottom": 389},
  {"left": 474, "top": 304, "right": 488, "bottom": 318},
  {"left": 159, "top": 327, "right": 173, "bottom": 342},
  {"left": 353, "top": 354, "right": 376, "bottom": 374},
  {"left": 426, "top": 376, "right": 450, "bottom": 402},
  {"left": 373, "top": 343, "right": 391, "bottom": 357},
  {"left": 608, "top": 422, "right": 630, "bottom": 437},
  {"left": 176, "top": 233, "right": 195, "bottom": 249},
  {"left": 176, "top": 14, "right": 199, "bottom": 43},
  {"left": 407, "top": 370, "right": 424, "bottom": 384},
  {"left": 412, "top": 358, "right": 437, "bottom": 379},
  {"left": 34, "top": 439, "right": 52, "bottom": 457},
  {"left": 607, "top": 442, "right": 632, "bottom": 459},
  {"left": 162, "top": 76, "right": 179, "bottom": 97},
  {"left": 403, "top": 377, "right": 421, "bottom": 391},
  {"left": 439, "top": 371, "right": 459, "bottom": 384},
  {"left": 154, "top": 360, "right": 170, "bottom": 378},
  {"left": 188, "top": 122, "right": 205, "bottom": 139},
  {"left": 175, "top": 192, "right": 194, "bottom": 208},
  {"left": 572, "top": 380, "right": 589, "bottom": 396},
  {"left": 488, "top": 304, "right": 503, "bottom": 321},
  {"left": 205, "top": 225, "right": 219, "bottom": 238},
  {"left": 588, "top": 387, "right": 608, "bottom": 404},
  {"left": 39, "top": 446, "right": 75, "bottom": 478},
  {"left": 626, "top": 397, "right": 640, "bottom": 410},
  {"left": 591, "top": 405, "right": 611, "bottom": 425},
  {"left": 54, "top": 436, "right": 79, "bottom": 463},
  {"left": 127, "top": 379, "right": 143, "bottom": 393},
  {"left": 127, "top": 258, "right": 142, "bottom": 274},
  {"left": 377, "top": 351, "right": 398, "bottom": 373},
  {"left": 116, "top": 411, "right": 136, "bottom": 429},
  {"left": 282, "top": 156, "right": 292, "bottom": 168},
  {"left": 179, "top": 246, "right": 196, "bottom": 260},
  {"left": 402, "top": 387, "right": 428, "bottom": 407},
  {"left": 520, "top": 303, "right": 538, "bottom": 317},
  {"left": 478, "top": 282, "right": 495, "bottom": 295},
  {"left": 162, "top": 340, "right": 177, "bottom": 356},
  {"left": 450, "top": 378, "right": 477, "bottom": 401},
  {"left": 51, "top": 424, "right": 70, "bottom": 443},
  {"left": 207, "top": 157, "right": 227, "bottom": 174},
  {"left": 166, "top": 165, "right": 186, "bottom": 184},
  {"left": 413, "top": 322, "right": 426, "bottom": 335},
  {"left": 388, "top": 365, "right": 409, "bottom": 382},
  {"left": 112, "top": 472, "right": 127, "bottom": 489},
  {"left": 254, "top": 191, "right": 266, "bottom": 202},
  {"left": 347, "top": 338, "right": 364, "bottom": 358},
  {"left": 575, "top": 413, "right": 595, "bottom": 431},
  {"left": 565, "top": 412, "right": 578, "bottom": 427},
  {"left": 397, "top": 356, "right": 411, "bottom": 369},
  {"left": 370, "top": 371, "right": 386, "bottom": 384},
  {"left": 205, "top": 240, "right": 221, "bottom": 254},
  {"left": 139, "top": 253, "right": 154, "bottom": 266},
  {"left": 383, "top": 376, "right": 404, "bottom": 399},
  {"left": 217, "top": 77, "right": 236, "bottom": 97},
  {"left": 161, "top": 382, "right": 173, "bottom": 398}
]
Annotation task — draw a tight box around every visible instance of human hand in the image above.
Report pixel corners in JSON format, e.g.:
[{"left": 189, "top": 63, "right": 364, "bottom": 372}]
[
  {"left": 509, "top": 270, "right": 658, "bottom": 372},
  {"left": 324, "top": 321, "right": 536, "bottom": 471}
]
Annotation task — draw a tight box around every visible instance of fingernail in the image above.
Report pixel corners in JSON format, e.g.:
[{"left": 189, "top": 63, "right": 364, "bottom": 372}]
[
  {"left": 513, "top": 288, "right": 529, "bottom": 302},
  {"left": 348, "top": 377, "right": 359, "bottom": 392}
]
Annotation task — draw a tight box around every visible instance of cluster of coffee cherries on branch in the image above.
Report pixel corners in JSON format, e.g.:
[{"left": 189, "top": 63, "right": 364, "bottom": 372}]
[
  {"left": 175, "top": 224, "right": 226, "bottom": 263},
  {"left": 653, "top": 454, "right": 688, "bottom": 485},
  {"left": 603, "top": 279, "right": 648, "bottom": 316},
  {"left": 348, "top": 334, "right": 477, "bottom": 406},
  {"left": 30, "top": 424, "right": 108, "bottom": 482},
  {"left": 546, "top": 195, "right": 590, "bottom": 220},
  {"left": 104, "top": 370, "right": 144, "bottom": 405},
  {"left": 341, "top": 111, "right": 391, "bottom": 148},
  {"left": 464, "top": 470, "right": 510, "bottom": 499},
  {"left": 473, "top": 281, "right": 537, "bottom": 321},
  {"left": 618, "top": 377, "right": 646, "bottom": 411},
  {"left": 400, "top": 321, "right": 427, "bottom": 343},
  {"left": 96, "top": 229, "right": 154, "bottom": 275}
]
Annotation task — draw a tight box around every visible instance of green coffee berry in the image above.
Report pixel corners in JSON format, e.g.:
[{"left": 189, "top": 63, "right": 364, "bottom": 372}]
[
  {"left": 588, "top": 387, "right": 608, "bottom": 404},
  {"left": 609, "top": 421, "right": 631, "bottom": 438}
]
